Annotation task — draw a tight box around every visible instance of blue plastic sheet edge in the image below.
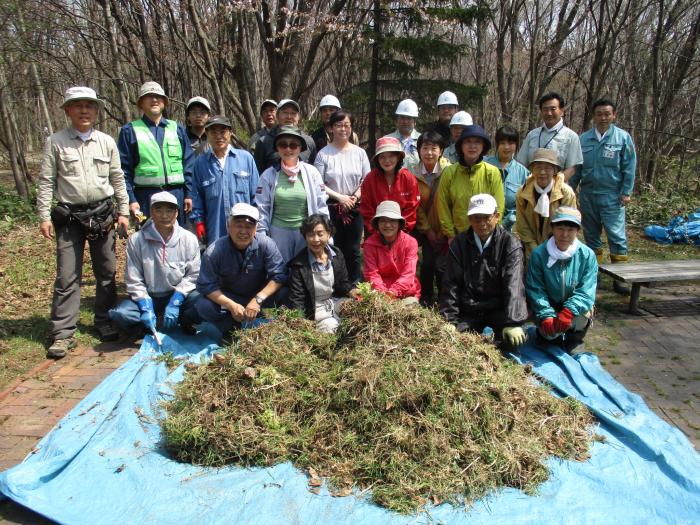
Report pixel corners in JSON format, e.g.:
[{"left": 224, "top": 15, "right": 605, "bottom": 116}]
[{"left": 1, "top": 327, "right": 700, "bottom": 525}]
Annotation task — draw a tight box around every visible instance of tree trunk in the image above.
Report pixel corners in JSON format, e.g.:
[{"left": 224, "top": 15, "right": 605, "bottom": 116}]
[
  {"left": 367, "top": 0, "right": 382, "bottom": 158},
  {"left": 0, "top": 70, "right": 29, "bottom": 199}
]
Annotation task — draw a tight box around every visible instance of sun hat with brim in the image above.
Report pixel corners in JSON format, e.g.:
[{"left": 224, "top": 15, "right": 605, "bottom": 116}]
[
  {"left": 205, "top": 115, "right": 232, "bottom": 129},
  {"left": 371, "top": 200, "right": 405, "bottom": 230},
  {"left": 551, "top": 206, "right": 582, "bottom": 227},
  {"left": 455, "top": 124, "right": 492, "bottom": 153},
  {"left": 372, "top": 136, "right": 405, "bottom": 163},
  {"left": 467, "top": 193, "right": 498, "bottom": 216},
  {"left": 186, "top": 96, "right": 211, "bottom": 112},
  {"left": 277, "top": 99, "right": 300, "bottom": 113},
  {"left": 150, "top": 191, "right": 178, "bottom": 208},
  {"left": 529, "top": 148, "right": 561, "bottom": 169},
  {"left": 274, "top": 126, "right": 308, "bottom": 152},
  {"left": 229, "top": 203, "right": 260, "bottom": 223},
  {"left": 138, "top": 81, "right": 167, "bottom": 101},
  {"left": 61, "top": 87, "right": 104, "bottom": 109}
]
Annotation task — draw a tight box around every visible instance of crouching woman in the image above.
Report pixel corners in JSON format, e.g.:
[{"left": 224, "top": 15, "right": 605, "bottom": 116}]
[
  {"left": 363, "top": 200, "right": 421, "bottom": 305},
  {"left": 525, "top": 207, "right": 598, "bottom": 352},
  {"left": 288, "top": 214, "right": 359, "bottom": 333}
]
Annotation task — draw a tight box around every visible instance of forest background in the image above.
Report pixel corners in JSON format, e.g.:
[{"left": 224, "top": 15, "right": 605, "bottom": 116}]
[{"left": 0, "top": 0, "right": 698, "bottom": 220}]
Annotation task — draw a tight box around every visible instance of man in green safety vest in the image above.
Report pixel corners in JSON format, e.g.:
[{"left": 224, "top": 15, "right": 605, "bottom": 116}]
[{"left": 117, "top": 81, "right": 194, "bottom": 226}]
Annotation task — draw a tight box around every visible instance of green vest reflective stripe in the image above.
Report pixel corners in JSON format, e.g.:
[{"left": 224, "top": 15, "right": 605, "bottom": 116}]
[{"left": 132, "top": 119, "right": 184, "bottom": 187}]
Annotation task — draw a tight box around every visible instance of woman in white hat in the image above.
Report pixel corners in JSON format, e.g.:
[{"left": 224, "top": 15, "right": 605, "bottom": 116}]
[
  {"left": 525, "top": 207, "right": 598, "bottom": 352},
  {"left": 363, "top": 200, "right": 421, "bottom": 304},
  {"left": 255, "top": 126, "right": 329, "bottom": 264},
  {"left": 515, "top": 148, "right": 577, "bottom": 257},
  {"left": 359, "top": 136, "right": 420, "bottom": 235}
]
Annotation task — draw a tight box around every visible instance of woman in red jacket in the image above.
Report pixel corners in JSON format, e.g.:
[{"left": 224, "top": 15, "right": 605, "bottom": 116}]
[
  {"left": 360, "top": 136, "right": 420, "bottom": 234},
  {"left": 363, "top": 200, "right": 421, "bottom": 304}
]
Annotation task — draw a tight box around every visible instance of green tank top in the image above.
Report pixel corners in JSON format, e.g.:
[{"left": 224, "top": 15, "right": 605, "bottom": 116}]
[{"left": 271, "top": 173, "right": 308, "bottom": 229}]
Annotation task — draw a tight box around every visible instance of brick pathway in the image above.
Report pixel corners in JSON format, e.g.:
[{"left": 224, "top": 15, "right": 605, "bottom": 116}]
[
  {"left": 0, "top": 341, "right": 138, "bottom": 524},
  {"left": 1, "top": 283, "right": 698, "bottom": 523}
]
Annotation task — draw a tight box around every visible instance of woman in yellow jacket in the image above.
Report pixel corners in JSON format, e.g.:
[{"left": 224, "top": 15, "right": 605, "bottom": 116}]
[
  {"left": 436, "top": 125, "right": 504, "bottom": 243},
  {"left": 515, "top": 148, "right": 577, "bottom": 257}
]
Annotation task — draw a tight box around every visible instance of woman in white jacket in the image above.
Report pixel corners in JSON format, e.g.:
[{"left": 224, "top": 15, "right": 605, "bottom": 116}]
[{"left": 255, "top": 126, "right": 329, "bottom": 263}]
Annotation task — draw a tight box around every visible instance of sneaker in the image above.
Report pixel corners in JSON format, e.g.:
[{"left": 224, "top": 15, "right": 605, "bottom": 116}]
[
  {"left": 96, "top": 322, "right": 119, "bottom": 342},
  {"left": 47, "top": 337, "right": 76, "bottom": 359}
]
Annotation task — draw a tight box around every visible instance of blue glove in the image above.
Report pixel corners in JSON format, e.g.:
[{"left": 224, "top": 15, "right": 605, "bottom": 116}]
[
  {"left": 163, "top": 291, "right": 185, "bottom": 331},
  {"left": 136, "top": 297, "right": 156, "bottom": 332}
]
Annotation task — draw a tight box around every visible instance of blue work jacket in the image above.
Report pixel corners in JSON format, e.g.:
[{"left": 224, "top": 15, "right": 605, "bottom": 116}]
[
  {"left": 197, "top": 234, "right": 287, "bottom": 305},
  {"left": 190, "top": 146, "right": 260, "bottom": 245},
  {"left": 570, "top": 125, "right": 637, "bottom": 196},
  {"left": 483, "top": 155, "right": 529, "bottom": 228},
  {"left": 525, "top": 240, "right": 598, "bottom": 321}
]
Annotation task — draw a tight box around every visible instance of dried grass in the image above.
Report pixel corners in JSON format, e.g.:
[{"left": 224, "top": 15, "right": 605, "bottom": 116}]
[{"left": 162, "top": 289, "right": 593, "bottom": 513}]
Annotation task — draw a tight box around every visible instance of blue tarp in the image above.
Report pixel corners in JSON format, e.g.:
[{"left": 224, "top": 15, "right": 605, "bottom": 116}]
[
  {"left": 644, "top": 209, "right": 700, "bottom": 245},
  {"left": 1, "top": 328, "right": 699, "bottom": 525}
]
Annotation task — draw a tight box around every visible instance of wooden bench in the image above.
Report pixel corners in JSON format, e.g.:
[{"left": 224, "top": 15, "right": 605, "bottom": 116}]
[{"left": 598, "top": 260, "right": 700, "bottom": 314}]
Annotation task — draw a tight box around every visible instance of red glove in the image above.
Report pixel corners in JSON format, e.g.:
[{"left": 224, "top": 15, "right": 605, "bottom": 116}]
[
  {"left": 554, "top": 307, "right": 575, "bottom": 333},
  {"left": 195, "top": 222, "right": 206, "bottom": 241},
  {"left": 540, "top": 317, "right": 557, "bottom": 337}
]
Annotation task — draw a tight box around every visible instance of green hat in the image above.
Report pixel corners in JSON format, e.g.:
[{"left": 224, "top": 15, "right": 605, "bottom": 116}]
[{"left": 274, "top": 126, "right": 307, "bottom": 152}]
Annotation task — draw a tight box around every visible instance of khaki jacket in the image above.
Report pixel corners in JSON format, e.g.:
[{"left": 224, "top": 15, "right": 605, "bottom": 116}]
[{"left": 515, "top": 173, "right": 577, "bottom": 256}]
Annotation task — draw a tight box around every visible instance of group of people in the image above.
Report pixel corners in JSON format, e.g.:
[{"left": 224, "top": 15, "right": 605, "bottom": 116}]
[{"left": 38, "top": 82, "right": 637, "bottom": 359}]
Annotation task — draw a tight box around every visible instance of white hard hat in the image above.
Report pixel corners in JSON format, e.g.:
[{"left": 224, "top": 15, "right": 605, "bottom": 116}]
[
  {"left": 319, "top": 94, "right": 341, "bottom": 109},
  {"left": 395, "top": 98, "right": 419, "bottom": 118},
  {"left": 449, "top": 111, "right": 473, "bottom": 127},
  {"left": 437, "top": 91, "right": 459, "bottom": 107}
]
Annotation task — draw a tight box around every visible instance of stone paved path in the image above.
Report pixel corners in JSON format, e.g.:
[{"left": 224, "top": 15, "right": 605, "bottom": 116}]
[{"left": 1, "top": 283, "right": 698, "bottom": 523}]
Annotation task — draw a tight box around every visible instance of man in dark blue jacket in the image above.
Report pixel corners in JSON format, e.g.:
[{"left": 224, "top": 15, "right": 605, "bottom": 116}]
[{"left": 195, "top": 203, "right": 287, "bottom": 337}]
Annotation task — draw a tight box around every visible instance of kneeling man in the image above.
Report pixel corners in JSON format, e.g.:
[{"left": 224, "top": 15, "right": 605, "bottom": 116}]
[
  {"left": 196, "top": 203, "right": 288, "bottom": 337},
  {"left": 109, "top": 192, "right": 201, "bottom": 334},
  {"left": 440, "top": 194, "right": 528, "bottom": 351}
]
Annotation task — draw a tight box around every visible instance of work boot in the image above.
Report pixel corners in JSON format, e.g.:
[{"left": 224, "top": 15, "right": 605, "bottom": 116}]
[
  {"left": 47, "top": 337, "right": 76, "bottom": 359},
  {"left": 96, "top": 322, "right": 120, "bottom": 342},
  {"left": 594, "top": 249, "right": 604, "bottom": 265},
  {"left": 610, "top": 253, "right": 630, "bottom": 295}
]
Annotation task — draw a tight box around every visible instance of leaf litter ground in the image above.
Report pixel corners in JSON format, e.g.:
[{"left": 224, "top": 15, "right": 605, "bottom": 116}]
[{"left": 162, "top": 291, "right": 594, "bottom": 514}]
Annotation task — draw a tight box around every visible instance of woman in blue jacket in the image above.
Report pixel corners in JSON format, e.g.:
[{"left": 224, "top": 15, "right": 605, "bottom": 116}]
[
  {"left": 255, "top": 126, "right": 329, "bottom": 264},
  {"left": 525, "top": 207, "right": 598, "bottom": 352}
]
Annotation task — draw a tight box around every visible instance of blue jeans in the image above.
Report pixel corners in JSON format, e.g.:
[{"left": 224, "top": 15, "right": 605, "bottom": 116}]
[
  {"left": 109, "top": 291, "right": 201, "bottom": 331},
  {"left": 195, "top": 287, "right": 288, "bottom": 336}
]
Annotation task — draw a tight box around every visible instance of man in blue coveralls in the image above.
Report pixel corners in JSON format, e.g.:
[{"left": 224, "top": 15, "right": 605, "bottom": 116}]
[
  {"left": 569, "top": 98, "right": 637, "bottom": 294},
  {"left": 190, "top": 115, "right": 260, "bottom": 246},
  {"left": 117, "top": 81, "right": 195, "bottom": 226}
]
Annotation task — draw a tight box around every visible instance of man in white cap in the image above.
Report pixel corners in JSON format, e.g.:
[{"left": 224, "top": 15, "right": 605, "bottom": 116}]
[
  {"left": 108, "top": 191, "right": 201, "bottom": 334},
  {"left": 440, "top": 193, "right": 528, "bottom": 352},
  {"left": 185, "top": 96, "right": 211, "bottom": 156},
  {"left": 426, "top": 91, "right": 459, "bottom": 144},
  {"left": 387, "top": 98, "right": 421, "bottom": 164},
  {"left": 37, "top": 86, "right": 130, "bottom": 358},
  {"left": 117, "top": 81, "right": 195, "bottom": 227},
  {"left": 196, "top": 203, "right": 288, "bottom": 338},
  {"left": 253, "top": 98, "right": 316, "bottom": 173},
  {"left": 249, "top": 99, "right": 278, "bottom": 153}
]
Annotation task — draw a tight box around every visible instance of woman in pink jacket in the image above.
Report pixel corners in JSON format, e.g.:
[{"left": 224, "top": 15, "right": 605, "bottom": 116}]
[{"left": 363, "top": 200, "right": 421, "bottom": 304}]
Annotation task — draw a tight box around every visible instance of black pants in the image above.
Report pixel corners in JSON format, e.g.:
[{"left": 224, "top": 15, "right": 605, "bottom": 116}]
[
  {"left": 329, "top": 205, "right": 363, "bottom": 285},
  {"left": 413, "top": 231, "right": 445, "bottom": 305}
]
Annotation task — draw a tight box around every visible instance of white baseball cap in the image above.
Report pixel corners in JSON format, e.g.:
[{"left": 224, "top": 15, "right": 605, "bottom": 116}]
[
  {"left": 138, "top": 81, "right": 167, "bottom": 101},
  {"left": 186, "top": 96, "right": 211, "bottom": 112},
  {"left": 467, "top": 194, "right": 498, "bottom": 216},
  {"left": 150, "top": 191, "right": 179, "bottom": 207},
  {"left": 229, "top": 203, "right": 260, "bottom": 223},
  {"left": 277, "top": 99, "right": 300, "bottom": 112}
]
